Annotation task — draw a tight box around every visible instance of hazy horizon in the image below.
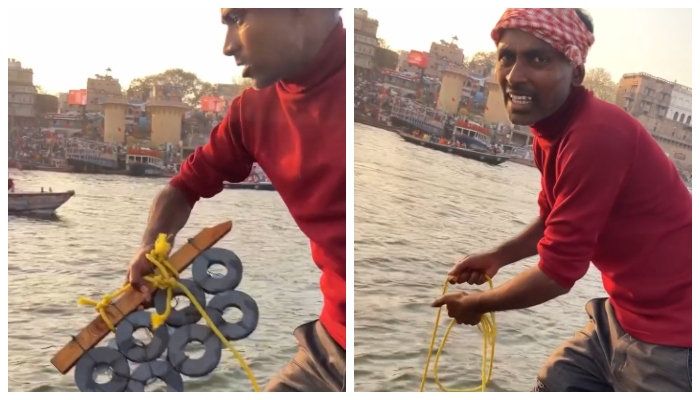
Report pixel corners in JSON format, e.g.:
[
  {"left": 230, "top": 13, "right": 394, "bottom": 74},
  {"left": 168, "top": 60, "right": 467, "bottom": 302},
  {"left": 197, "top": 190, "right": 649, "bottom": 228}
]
[
  {"left": 7, "top": 8, "right": 351, "bottom": 95},
  {"left": 366, "top": 7, "right": 692, "bottom": 87}
]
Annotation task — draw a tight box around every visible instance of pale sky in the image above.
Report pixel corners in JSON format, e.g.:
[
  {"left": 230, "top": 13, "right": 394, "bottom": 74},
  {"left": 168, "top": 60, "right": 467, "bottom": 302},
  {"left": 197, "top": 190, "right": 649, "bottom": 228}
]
[
  {"left": 367, "top": 8, "right": 692, "bottom": 87},
  {"left": 7, "top": 8, "right": 351, "bottom": 95}
]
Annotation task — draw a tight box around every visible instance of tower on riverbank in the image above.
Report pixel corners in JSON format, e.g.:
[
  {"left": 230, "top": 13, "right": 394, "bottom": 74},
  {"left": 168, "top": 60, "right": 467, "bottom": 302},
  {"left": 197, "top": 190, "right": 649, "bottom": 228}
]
[
  {"left": 437, "top": 64, "right": 470, "bottom": 115},
  {"left": 146, "top": 85, "right": 189, "bottom": 146},
  {"left": 102, "top": 95, "right": 129, "bottom": 144}
]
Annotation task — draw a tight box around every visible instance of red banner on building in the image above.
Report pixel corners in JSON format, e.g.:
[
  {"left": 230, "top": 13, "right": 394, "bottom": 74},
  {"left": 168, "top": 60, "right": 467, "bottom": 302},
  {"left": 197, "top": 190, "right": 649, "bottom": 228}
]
[
  {"left": 407, "top": 50, "right": 429, "bottom": 68},
  {"left": 200, "top": 96, "right": 224, "bottom": 113},
  {"left": 68, "top": 89, "right": 87, "bottom": 106}
]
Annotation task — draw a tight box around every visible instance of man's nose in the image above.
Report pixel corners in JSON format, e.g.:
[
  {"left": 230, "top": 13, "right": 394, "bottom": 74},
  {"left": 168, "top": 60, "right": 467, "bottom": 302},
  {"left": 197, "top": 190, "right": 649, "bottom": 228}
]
[
  {"left": 506, "top": 59, "right": 528, "bottom": 87},
  {"left": 223, "top": 27, "right": 241, "bottom": 57}
]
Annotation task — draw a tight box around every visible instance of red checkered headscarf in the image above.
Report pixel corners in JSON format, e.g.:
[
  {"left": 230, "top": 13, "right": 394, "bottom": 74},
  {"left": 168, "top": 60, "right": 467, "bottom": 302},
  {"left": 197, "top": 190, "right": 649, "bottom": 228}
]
[{"left": 491, "top": 8, "right": 595, "bottom": 67}]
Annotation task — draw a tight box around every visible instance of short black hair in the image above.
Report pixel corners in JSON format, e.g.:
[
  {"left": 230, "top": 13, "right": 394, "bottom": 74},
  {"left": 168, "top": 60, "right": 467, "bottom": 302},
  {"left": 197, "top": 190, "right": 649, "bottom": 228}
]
[{"left": 574, "top": 9, "right": 594, "bottom": 33}]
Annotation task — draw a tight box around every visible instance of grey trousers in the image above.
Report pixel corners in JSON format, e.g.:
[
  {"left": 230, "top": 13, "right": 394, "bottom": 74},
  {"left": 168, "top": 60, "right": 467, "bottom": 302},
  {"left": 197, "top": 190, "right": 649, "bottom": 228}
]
[
  {"left": 264, "top": 320, "right": 346, "bottom": 392},
  {"left": 535, "top": 298, "right": 691, "bottom": 392}
]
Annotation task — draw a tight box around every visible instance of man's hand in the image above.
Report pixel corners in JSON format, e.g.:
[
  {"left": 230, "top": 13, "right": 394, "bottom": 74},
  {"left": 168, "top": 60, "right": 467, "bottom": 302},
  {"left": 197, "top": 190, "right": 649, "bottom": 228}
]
[
  {"left": 448, "top": 251, "right": 504, "bottom": 285},
  {"left": 125, "top": 246, "right": 157, "bottom": 305},
  {"left": 430, "top": 292, "right": 484, "bottom": 326}
]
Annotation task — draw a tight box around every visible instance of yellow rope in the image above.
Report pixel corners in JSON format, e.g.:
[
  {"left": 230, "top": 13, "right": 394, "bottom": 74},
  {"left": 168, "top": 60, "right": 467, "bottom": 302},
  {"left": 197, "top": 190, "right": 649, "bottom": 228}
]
[
  {"left": 419, "top": 277, "right": 497, "bottom": 392},
  {"left": 77, "top": 234, "right": 261, "bottom": 392}
]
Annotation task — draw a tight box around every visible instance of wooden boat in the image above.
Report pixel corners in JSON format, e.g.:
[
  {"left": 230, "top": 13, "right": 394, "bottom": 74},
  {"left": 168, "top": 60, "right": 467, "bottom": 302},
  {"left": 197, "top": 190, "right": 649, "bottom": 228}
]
[
  {"left": 16, "top": 159, "right": 75, "bottom": 173},
  {"left": 397, "top": 132, "right": 509, "bottom": 166},
  {"left": 223, "top": 182, "right": 276, "bottom": 191},
  {"left": 354, "top": 113, "right": 400, "bottom": 132},
  {"left": 8, "top": 190, "right": 75, "bottom": 214}
]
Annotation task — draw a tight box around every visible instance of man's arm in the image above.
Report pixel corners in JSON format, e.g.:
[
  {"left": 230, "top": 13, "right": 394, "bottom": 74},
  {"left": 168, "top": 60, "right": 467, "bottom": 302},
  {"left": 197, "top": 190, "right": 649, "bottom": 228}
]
[
  {"left": 492, "top": 216, "right": 545, "bottom": 267},
  {"left": 475, "top": 265, "right": 569, "bottom": 313},
  {"left": 140, "top": 185, "right": 193, "bottom": 247},
  {"left": 142, "top": 96, "right": 254, "bottom": 245}
]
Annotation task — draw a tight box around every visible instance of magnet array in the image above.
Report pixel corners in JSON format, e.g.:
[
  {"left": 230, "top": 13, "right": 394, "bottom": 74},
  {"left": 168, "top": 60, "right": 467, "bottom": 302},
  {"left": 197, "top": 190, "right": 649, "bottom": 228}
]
[
  {"left": 208, "top": 290, "right": 259, "bottom": 341},
  {"left": 192, "top": 248, "right": 243, "bottom": 294},
  {"left": 73, "top": 247, "right": 259, "bottom": 392},
  {"left": 154, "top": 278, "right": 207, "bottom": 327},
  {"left": 115, "top": 311, "right": 169, "bottom": 363},
  {"left": 127, "top": 360, "right": 184, "bottom": 392},
  {"left": 168, "top": 324, "right": 223, "bottom": 377},
  {"left": 74, "top": 347, "right": 131, "bottom": 392}
]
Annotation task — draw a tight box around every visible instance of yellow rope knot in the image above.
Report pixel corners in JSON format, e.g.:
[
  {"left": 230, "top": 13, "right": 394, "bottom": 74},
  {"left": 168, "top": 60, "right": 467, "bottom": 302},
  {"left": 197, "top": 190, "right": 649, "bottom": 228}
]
[
  {"left": 419, "top": 276, "right": 497, "bottom": 392},
  {"left": 76, "top": 233, "right": 261, "bottom": 391}
]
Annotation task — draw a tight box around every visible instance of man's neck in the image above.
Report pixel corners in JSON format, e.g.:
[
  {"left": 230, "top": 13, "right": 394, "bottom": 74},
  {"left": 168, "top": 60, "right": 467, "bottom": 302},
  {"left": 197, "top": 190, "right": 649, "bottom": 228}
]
[{"left": 288, "top": 17, "right": 340, "bottom": 80}]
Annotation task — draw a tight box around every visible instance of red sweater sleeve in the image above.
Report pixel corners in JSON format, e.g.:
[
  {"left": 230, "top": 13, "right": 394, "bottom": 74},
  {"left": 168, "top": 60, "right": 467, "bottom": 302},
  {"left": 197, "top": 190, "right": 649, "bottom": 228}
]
[
  {"left": 169, "top": 96, "right": 254, "bottom": 206},
  {"left": 537, "top": 125, "right": 636, "bottom": 288}
]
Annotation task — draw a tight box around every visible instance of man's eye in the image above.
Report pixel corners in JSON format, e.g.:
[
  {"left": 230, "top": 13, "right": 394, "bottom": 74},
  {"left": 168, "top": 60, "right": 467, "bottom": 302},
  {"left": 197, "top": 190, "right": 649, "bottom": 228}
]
[{"left": 227, "top": 13, "right": 245, "bottom": 26}]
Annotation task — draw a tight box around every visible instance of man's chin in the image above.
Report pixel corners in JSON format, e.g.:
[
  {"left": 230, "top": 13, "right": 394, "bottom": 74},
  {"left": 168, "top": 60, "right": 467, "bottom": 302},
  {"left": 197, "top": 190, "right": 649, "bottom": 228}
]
[
  {"left": 249, "top": 78, "right": 278, "bottom": 91},
  {"left": 507, "top": 111, "right": 540, "bottom": 127}
]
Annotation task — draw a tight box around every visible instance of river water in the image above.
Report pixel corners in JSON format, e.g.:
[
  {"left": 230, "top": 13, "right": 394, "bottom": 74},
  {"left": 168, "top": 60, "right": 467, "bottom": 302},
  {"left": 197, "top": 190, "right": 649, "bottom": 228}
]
[
  {"left": 353, "top": 124, "right": 606, "bottom": 392},
  {"left": 8, "top": 171, "right": 320, "bottom": 392}
]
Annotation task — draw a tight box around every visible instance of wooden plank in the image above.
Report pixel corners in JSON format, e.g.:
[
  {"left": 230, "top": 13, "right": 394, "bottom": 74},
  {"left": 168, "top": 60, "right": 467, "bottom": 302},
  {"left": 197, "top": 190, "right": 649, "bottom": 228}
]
[{"left": 50, "top": 220, "right": 233, "bottom": 375}]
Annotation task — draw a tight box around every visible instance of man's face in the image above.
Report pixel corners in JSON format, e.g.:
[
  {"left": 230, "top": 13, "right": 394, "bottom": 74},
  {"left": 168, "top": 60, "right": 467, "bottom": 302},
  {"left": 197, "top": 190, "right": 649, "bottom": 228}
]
[
  {"left": 495, "top": 29, "right": 580, "bottom": 126},
  {"left": 221, "top": 9, "right": 306, "bottom": 90}
]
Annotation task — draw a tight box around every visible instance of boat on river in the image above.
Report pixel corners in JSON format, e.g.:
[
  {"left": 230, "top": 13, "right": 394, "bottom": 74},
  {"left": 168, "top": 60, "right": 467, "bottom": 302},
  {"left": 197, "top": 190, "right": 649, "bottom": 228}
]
[
  {"left": 126, "top": 148, "right": 176, "bottom": 178},
  {"left": 354, "top": 112, "right": 400, "bottom": 132},
  {"left": 9, "top": 190, "right": 75, "bottom": 214},
  {"left": 16, "top": 159, "right": 75, "bottom": 173},
  {"left": 397, "top": 132, "right": 509, "bottom": 166},
  {"left": 389, "top": 98, "right": 510, "bottom": 166}
]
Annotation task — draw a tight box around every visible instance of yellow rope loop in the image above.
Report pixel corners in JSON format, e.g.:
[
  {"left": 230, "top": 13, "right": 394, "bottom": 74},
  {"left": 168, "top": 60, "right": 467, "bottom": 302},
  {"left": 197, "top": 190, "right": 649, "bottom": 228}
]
[
  {"left": 76, "top": 232, "right": 261, "bottom": 392},
  {"left": 77, "top": 285, "right": 131, "bottom": 332},
  {"left": 419, "top": 276, "right": 497, "bottom": 392}
]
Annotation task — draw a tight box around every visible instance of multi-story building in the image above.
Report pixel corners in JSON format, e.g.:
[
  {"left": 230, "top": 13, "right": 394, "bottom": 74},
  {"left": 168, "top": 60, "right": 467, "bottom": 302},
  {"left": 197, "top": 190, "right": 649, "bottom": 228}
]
[
  {"left": 354, "top": 8, "right": 379, "bottom": 74},
  {"left": 667, "top": 84, "right": 692, "bottom": 125},
  {"left": 425, "top": 40, "right": 465, "bottom": 78},
  {"left": 397, "top": 41, "right": 467, "bottom": 79},
  {"left": 86, "top": 74, "right": 122, "bottom": 113},
  {"left": 616, "top": 72, "right": 692, "bottom": 170},
  {"left": 8, "top": 58, "right": 37, "bottom": 126}
]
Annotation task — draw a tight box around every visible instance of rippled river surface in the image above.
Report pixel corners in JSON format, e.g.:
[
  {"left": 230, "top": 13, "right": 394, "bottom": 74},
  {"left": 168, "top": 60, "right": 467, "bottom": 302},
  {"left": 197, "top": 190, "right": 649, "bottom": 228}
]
[
  {"left": 354, "top": 124, "right": 606, "bottom": 392},
  {"left": 8, "top": 171, "right": 319, "bottom": 392}
]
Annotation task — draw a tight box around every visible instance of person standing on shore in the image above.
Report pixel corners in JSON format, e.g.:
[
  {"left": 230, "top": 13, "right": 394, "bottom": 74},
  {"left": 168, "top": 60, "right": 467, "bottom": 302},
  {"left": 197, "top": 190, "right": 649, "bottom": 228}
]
[
  {"left": 432, "top": 8, "right": 691, "bottom": 392},
  {"left": 126, "top": 9, "right": 346, "bottom": 392}
]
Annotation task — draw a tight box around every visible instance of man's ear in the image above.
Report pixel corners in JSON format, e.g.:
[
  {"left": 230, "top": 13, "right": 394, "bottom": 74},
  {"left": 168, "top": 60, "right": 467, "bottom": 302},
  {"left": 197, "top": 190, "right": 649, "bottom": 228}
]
[{"left": 572, "top": 65, "right": 585, "bottom": 87}]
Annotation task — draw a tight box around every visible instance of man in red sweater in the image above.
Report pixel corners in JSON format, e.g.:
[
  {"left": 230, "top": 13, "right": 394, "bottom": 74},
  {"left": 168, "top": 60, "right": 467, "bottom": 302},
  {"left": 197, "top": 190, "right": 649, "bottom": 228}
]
[
  {"left": 126, "top": 9, "right": 346, "bottom": 392},
  {"left": 432, "top": 8, "right": 691, "bottom": 391}
]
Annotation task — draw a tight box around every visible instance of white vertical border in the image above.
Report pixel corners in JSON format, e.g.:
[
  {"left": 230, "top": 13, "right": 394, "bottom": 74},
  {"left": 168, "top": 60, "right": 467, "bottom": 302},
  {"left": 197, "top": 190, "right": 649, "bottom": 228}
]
[
  {"left": 691, "top": 3, "right": 697, "bottom": 392},
  {"left": 344, "top": 6, "right": 355, "bottom": 394},
  {"left": 1, "top": 1, "right": 9, "bottom": 395}
]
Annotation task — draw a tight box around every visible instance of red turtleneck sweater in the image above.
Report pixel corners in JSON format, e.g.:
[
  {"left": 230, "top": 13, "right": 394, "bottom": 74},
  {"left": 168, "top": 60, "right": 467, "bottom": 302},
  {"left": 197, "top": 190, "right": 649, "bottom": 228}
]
[
  {"left": 532, "top": 87, "right": 691, "bottom": 348},
  {"left": 169, "top": 22, "right": 346, "bottom": 349}
]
